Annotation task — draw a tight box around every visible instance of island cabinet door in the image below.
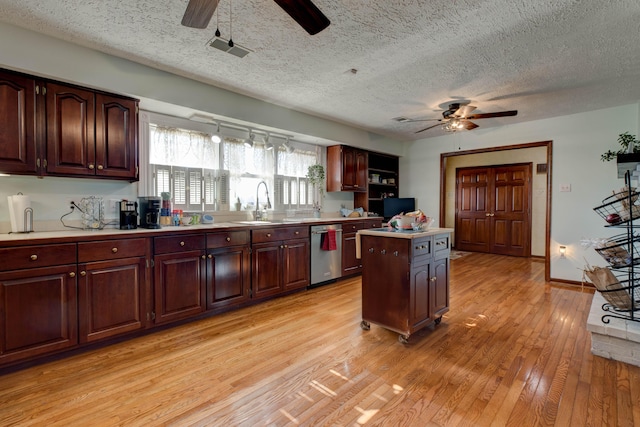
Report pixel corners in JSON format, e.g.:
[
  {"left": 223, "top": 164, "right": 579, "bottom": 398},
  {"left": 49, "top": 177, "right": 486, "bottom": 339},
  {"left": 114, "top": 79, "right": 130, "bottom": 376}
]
[
  {"left": 409, "top": 261, "right": 433, "bottom": 330},
  {"left": 252, "top": 242, "right": 283, "bottom": 299},
  {"left": 78, "top": 257, "right": 146, "bottom": 343},
  {"left": 361, "top": 236, "right": 411, "bottom": 334},
  {"left": 206, "top": 247, "right": 251, "bottom": 311},
  {"left": 0, "top": 265, "right": 78, "bottom": 365},
  {"left": 431, "top": 257, "right": 450, "bottom": 319},
  {"left": 153, "top": 250, "right": 206, "bottom": 324}
]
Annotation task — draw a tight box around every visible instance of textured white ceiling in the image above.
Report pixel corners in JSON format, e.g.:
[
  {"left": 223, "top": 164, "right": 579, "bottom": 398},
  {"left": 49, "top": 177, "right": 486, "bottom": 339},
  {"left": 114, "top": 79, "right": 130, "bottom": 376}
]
[{"left": 0, "top": 0, "right": 639, "bottom": 141}]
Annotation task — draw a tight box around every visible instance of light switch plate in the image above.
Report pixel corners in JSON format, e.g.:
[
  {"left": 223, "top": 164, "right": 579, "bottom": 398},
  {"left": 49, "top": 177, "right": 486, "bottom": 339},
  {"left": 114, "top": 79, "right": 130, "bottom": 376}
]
[{"left": 559, "top": 183, "right": 571, "bottom": 192}]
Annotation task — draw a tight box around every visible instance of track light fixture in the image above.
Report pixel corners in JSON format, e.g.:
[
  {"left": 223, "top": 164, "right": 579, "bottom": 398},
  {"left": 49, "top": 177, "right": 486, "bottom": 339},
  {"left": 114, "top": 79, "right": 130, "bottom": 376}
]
[
  {"left": 265, "top": 133, "right": 274, "bottom": 151},
  {"left": 283, "top": 137, "right": 295, "bottom": 154},
  {"left": 244, "top": 131, "right": 255, "bottom": 148},
  {"left": 211, "top": 122, "right": 221, "bottom": 143}
]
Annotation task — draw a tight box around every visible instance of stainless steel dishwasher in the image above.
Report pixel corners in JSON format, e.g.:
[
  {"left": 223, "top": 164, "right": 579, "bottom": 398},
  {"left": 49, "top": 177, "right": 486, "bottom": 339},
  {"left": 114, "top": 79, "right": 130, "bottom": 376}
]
[{"left": 310, "top": 224, "right": 343, "bottom": 287}]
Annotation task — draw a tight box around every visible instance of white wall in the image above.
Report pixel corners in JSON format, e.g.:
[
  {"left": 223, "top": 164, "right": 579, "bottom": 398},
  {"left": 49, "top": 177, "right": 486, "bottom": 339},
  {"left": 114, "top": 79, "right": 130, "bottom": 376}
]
[
  {"left": 2, "top": 22, "right": 640, "bottom": 282},
  {"left": 0, "top": 22, "right": 397, "bottom": 229},
  {"left": 401, "top": 103, "right": 640, "bottom": 281}
]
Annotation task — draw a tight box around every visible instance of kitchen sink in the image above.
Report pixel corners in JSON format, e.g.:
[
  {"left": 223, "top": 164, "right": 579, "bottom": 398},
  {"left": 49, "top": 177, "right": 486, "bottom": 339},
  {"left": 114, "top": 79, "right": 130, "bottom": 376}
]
[{"left": 233, "top": 220, "right": 279, "bottom": 225}]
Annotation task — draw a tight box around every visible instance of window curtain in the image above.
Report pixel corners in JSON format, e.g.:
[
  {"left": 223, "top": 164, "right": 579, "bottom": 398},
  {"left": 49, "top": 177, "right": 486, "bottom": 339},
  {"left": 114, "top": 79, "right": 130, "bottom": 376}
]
[{"left": 150, "top": 125, "right": 219, "bottom": 168}]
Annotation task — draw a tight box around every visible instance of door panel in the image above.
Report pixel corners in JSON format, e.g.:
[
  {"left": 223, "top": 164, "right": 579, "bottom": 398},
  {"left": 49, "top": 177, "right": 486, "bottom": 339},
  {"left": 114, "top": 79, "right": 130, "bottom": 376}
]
[{"left": 456, "top": 164, "right": 531, "bottom": 257}]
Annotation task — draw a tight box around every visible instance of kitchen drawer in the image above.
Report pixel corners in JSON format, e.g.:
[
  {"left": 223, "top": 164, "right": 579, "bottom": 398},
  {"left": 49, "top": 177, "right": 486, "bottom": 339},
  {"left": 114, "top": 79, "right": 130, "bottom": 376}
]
[
  {"left": 363, "top": 219, "right": 383, "bottom": 229},
  {"left": 341, "top": 221, "right": 364, "bottom": 233},
  {"left": 154, "top": 234, "right": 205, "bottom": 255},
  {"left": 79, "top": 238, "right": 148, "bottom": 262},
  {"left": 434, "top": 234, "right": 451, "bottom": 259},
  {"left": 0, "top": 243, "right": 77, "bottom": 271},
  {"left": 252, "top": 226, "right": 309, "bottom": 243},
  {"left": 207, "top": 230, "right": 249, "bottom": 249},
  {"left": 411, "top": 237, "right": 432, "bottom": 259}
]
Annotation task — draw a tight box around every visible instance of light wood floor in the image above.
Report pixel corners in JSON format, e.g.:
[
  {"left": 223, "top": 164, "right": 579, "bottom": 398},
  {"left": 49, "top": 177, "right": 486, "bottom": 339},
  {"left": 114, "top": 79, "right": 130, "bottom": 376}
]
[{"left": 2, "top": 253, "right": 639, "bottom": 426}]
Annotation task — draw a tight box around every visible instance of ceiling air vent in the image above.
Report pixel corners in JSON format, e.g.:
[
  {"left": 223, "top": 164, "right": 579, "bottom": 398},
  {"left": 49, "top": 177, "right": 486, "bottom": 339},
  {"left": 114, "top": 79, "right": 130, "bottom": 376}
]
[{"left": 208, "top": 37, "right": 252, "bottom": 58}]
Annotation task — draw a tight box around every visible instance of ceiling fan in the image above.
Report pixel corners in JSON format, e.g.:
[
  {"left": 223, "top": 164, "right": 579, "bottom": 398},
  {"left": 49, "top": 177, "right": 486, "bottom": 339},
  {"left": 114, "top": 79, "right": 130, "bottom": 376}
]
[
  {"left": 181, "top": 0, "right": 330, "bottom": 35},
  {"left": 397, "top": 103, "right": 518, "bottom": 133}
]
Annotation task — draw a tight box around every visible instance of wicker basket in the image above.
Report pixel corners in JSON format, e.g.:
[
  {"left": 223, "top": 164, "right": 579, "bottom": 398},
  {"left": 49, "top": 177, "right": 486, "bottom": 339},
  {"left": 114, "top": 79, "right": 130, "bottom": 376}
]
[
  {"left": 593, "top": 233, "right": 640, "bottom": 268},
  {"left": 593, "top": 187, "right": 640, "bottom": 225}
]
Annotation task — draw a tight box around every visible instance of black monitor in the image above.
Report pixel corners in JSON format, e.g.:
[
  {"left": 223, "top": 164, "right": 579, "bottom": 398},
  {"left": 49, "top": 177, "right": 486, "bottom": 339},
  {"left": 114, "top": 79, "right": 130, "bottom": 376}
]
[{"left": 383, "top": 197, "right": 415, "bottom": 220}]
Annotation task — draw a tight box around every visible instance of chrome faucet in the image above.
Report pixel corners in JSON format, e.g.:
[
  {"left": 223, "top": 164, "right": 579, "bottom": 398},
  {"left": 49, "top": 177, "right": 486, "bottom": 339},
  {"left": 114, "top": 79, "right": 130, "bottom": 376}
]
[{"left": 255, "top": 180, "right": 272, "bottom": 221}]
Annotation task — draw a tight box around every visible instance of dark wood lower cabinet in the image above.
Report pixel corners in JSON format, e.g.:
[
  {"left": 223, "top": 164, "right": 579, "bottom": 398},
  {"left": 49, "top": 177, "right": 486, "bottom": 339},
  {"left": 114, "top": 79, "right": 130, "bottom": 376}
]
[
  {"left": 252, "top": 226, "right": 310, "bottom": 300},
  {"left": 154, "top": 250, "right": 206, "bottom": 324},
  {"left": 0, "top": 265, "right": 78, "bottom": 364},
  {"left": 78, "top": 257, "right": 146, "bottom": 343},
  {"left": 206, "top": 247, "right": 251, "bottom": 311}
]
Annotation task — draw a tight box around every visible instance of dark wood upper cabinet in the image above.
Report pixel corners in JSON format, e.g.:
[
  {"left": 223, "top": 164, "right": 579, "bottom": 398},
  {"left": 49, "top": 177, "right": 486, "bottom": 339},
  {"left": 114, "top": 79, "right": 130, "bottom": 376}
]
[
  {"left": 327, "top": 145, "right": 399, "bottom": 215},
  {"left": 95, "top": 93, "right": 138, "bottom": 179},
  {"left": 0, "top": 68, "right": 139, "bottom": 181},
  {"left": 327, "top": 145, "right": 368, "bottom": 192},
  {"left": 45, "top": 82, "right": 96, "bottom": 176},
  {"left": 0, "top": 70, "right": 38, "bottom": 174}
]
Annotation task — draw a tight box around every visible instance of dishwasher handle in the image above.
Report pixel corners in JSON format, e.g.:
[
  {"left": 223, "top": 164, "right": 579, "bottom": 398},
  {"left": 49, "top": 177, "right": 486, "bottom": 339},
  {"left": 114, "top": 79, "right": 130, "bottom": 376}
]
[{"left": 312, "top": 229, "right": 343, "bottom": 235}]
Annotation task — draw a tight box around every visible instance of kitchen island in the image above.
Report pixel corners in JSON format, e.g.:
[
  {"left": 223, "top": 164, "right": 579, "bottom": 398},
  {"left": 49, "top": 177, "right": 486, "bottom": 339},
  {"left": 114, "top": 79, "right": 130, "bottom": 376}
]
[{"left": 356, "top": 227, "right": 454, "bottom": 343}]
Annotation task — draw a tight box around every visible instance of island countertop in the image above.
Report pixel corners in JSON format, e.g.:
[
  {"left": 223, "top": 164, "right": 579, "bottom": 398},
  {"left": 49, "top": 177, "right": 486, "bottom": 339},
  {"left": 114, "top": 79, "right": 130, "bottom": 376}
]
[
  {"left": 355, "top": 227, "right": 453, "bottom": 258},
  {"left": 357, "top": 227, "right": 454, "bottom": 239}
]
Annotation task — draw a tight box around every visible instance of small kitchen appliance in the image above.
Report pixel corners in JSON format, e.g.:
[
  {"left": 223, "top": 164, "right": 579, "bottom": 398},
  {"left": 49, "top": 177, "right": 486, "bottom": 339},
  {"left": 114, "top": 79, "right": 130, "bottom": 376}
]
[
  {"left": 118, "top": 200, "right": 138, "bottom": 230},
  {"left": 138, "top": 196, "right": 162, "bottom": 229}
]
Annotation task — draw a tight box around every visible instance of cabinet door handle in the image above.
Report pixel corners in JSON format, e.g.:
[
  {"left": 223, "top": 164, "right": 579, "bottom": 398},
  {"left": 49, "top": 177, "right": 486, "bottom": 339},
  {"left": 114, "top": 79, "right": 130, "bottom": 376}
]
[
  {"left": 226, "top": 237, "right": 231, "bottom": 242},
  {"left": 284, "top": 244, "right": 288, "bottom": 248},
  {"left": 431, "top": 277, "right": 437, "bottom": 282},
  {"left": 30, "top": 254, "right": 38, "bottom": 261},
  {"left": 295, "top": 231, "right": 299, "bottom": 235},
  {"left": 112, "top": 247, "right": 118, "bottom": 253},
  {"left": 393, "top": 251, "right": 399, "bottom": 256},
  {"left": 486, "top": 213, "right": 491, "bottom": 216},
  {"left": 208, "top": 254, "right": 213, "bottom": 259},
  {"left": 180, "top": 241, "right": 185, "bottom": 246},
  {"left": 80, "top": 271, "right": 86, "bottom": 276},
  {"left": 97, "top": 165, "right": 104, "bottom": 170},
  {"left": 381, "top": 249, "right": 386, "bottom": 255},
  {"left": 69, "top": 272, "right": 76, "bottom": 278},
  {"left": 267, "top": 233, "right": 272, "bottom": 238},
  {"left": 88, "top": 164, "right": 95, "bottom": 170},
  {"left": 201, "top": 255, "right": 206, "bottom": 260},
  {"left": 368, "top": 248, "right": 374, "bottom": 253}
]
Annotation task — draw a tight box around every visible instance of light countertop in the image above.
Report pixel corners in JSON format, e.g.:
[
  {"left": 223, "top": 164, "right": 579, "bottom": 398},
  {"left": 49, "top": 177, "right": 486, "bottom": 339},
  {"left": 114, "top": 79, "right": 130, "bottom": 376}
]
[
  {"left": 357, "top": 227, "right": 453, "bottom": 239},
  {"left": 0, "top": 216, "right": 384, "bottom": 245}
]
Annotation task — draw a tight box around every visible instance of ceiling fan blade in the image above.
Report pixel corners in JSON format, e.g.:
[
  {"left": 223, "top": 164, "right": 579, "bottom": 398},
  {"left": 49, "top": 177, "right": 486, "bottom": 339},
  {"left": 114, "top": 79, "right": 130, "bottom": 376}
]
[
  {"left": 466, "top": 110, "right": 518, "bottom": 120},
  {"left": 415, "top": 123, "right": 443, "bottom": 133},
  {"left": 273, "top": 0, "right": 330, "bottom": 35},
  {"left": 182, "top": 0, "right": 219, "bottom": 29},
  {"left": 454, "top": 104, "right": 477, "bottom": 118},
  {"left": 461, "top": 120, "right": 479, "bottom": 130}
]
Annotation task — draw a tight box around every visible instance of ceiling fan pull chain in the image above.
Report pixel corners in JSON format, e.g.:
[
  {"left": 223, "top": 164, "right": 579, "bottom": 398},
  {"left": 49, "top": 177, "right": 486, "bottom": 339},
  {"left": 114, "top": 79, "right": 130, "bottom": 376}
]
[
  {"left": 228, "top": 0, "right": 234, "bottom": 47},
  {"left": 215, "top": 1, "right": 220, "bottom": 37}
]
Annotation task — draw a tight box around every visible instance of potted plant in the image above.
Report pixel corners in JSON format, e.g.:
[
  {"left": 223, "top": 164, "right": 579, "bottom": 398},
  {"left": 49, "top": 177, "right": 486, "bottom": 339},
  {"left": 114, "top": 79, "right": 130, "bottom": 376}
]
[
  {"left": 601, "top": 132, "right": 640, "bottom": 161},
  {"left": 307, "top": 164, "right": 325, "bottom": 217}
]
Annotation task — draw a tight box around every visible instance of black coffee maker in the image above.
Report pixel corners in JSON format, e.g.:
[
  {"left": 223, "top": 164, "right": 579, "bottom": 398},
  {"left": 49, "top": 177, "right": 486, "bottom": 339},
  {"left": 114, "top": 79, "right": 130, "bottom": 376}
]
[
  {"left": 138, "top": 196, "right": 162, "bottom": 229},
  {"left": 118, "top": 200, "right": 138, "bottom": 230}
]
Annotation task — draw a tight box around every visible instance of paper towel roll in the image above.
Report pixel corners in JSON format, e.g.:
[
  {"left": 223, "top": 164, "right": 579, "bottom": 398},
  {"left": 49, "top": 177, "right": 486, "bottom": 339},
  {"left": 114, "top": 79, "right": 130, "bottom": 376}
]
[{"left": 8, "top": 195, "right": 32, "bottom": 233}]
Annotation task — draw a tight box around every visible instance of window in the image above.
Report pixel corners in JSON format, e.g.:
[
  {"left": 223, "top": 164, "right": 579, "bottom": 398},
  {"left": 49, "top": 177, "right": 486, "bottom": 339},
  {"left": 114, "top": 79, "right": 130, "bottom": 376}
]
[
  {"left": 149, "top": 125, "right": 226, "bottom": 211},
  {"left": 145, "top": 116, "right": 321, "bottom": 214}
]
